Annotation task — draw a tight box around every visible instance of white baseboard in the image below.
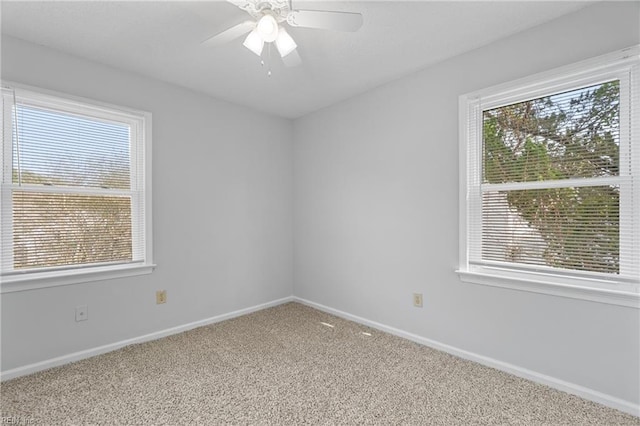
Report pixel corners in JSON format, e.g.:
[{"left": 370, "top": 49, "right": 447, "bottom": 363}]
[
  {"left": 293, "top": 296, "right": 640, "bottom": 418},
  {"left": 1, "top": 296, "right": 294, "bottom": 382}
]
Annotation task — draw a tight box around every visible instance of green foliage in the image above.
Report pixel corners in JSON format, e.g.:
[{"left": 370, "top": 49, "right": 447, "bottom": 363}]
[{"left": 483, "top": 81, "right": 620, "bottom": 273}]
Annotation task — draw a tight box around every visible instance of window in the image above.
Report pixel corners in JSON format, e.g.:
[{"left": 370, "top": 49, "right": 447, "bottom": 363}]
[
  {"left": 458, "top": 46, "right": 639, "bottom": 307},
  {"left": 1, "top": 84, "right": 153, "bottom": 291}
]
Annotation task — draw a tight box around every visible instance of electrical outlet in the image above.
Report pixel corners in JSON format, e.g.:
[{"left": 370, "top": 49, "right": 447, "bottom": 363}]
[
  {"left": 413, "top": 293, "right": 423, "bottom": 308},
  {"left": 75, "top": 305, "right": 88, "bottom": 322},
  {"left": 156, "top": 290, "right": 167, "bottom": 304}
]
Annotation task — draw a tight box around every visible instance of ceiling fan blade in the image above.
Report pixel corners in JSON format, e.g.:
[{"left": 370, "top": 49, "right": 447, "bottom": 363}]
[
  {"left": 202, "top": 20, "right": 255, "bottom": 47},
  {"left": 287, "top": 10, "right": 363, "bottom": 32},
  {"left": 283, "top": 49, "right": 302, "bottom": 67}
]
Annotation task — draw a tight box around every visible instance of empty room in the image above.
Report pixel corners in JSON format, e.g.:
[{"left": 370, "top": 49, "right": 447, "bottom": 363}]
[{"left": 1, "top": 0, "right": 639, "bottom": 424}]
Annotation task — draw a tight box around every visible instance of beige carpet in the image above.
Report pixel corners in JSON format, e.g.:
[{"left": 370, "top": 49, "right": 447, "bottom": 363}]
[{"left": 1, "top": 302, "right": 638, "bottom": 425}]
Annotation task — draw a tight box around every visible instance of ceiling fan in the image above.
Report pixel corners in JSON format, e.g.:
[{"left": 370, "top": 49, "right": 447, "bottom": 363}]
[{"left": 203, "top": 0, "right": 363, "bottom": 69}]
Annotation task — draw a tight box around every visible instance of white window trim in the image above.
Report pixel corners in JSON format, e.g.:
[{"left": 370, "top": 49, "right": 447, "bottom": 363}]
[
  {"left": 457, "top": 46, "right": 640, "bottom": 308},
  {"left": 0, "top": 82, "right": 154, "bottom": 293}
]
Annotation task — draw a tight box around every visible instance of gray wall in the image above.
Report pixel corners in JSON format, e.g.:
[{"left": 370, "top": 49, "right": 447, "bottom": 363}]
[
  {"left": 293, "top": 2, "right": 640, "bottom": 405},
  {"left": 1, "top": 36, "right": 294, "bottom": 370}
]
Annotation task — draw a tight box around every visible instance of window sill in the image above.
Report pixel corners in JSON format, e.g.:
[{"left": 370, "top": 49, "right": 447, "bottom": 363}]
[
  {"left": 1, "top": 263, "right": 156, "bottom": 293},
  {"left": 456, "top": 269, "right": 640, "bottom": 308}
]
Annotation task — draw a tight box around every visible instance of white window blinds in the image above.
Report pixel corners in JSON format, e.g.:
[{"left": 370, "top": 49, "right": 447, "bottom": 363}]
[
  {"left": 459, "top": 46, "right": 640, "bottom": 303},
  {"left": 1, "top": 86, "right": 149, "bottom": 279}
]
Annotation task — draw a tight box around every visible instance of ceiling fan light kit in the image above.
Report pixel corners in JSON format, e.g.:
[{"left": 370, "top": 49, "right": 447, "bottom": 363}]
[{"left": 205, "top": 0, "right": 363, "bottom": 74}]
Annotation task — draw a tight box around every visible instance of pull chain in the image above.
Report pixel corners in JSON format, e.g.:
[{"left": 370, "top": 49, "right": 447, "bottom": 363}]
[{"left": 260, "top": 43, "right": 273, "bottom": 77}]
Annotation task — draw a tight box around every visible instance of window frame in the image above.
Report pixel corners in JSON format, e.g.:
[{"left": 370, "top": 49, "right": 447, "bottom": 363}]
[
  {"left": 1, "top": 82, "right": 154, "bottom": 293},
  {"left": 457, "top": 46, "right": 639, "bottom": 308}
]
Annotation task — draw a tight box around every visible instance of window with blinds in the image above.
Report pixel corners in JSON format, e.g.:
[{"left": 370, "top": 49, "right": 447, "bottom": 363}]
[
  {"left": 1, "top": 85, "right": 152, "bottom": 288},
  {"left": 458, "top": 47, "right": 639, "bottom": 306}
]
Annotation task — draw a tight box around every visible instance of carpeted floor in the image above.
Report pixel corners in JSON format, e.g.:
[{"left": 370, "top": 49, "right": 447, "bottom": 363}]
[{"left": 1, "top": 302, "right": 638, "bottom": 425}]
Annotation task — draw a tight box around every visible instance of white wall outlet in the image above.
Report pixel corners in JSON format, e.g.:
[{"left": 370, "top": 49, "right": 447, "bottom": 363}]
[
  {"left": 413, "top": 293, "right": 423, "bottom": 308},
  {"left": 75, "top": 305, "right": 88, "bottom": 322}
]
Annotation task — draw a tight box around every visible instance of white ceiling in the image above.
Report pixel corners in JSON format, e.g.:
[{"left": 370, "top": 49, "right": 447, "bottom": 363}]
[{"left": 1, "top": 1, "right": 590, "bottom": 119}]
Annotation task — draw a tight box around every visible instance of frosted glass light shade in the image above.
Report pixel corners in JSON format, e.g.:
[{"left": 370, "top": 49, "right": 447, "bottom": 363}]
[
  {"left": 256, "top": 14, "right": 278, "bottom": 42},
  {"left": 275, "top": 27, "right": 297, "bottom": 58},
  {"left": 243, "top": 30, "right": 264, "bottom": 56}
]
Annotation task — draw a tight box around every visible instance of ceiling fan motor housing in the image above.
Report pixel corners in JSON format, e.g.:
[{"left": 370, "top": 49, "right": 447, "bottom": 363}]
[{"left": 241, "top": 0, "right": 291, "bottom": 22}]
